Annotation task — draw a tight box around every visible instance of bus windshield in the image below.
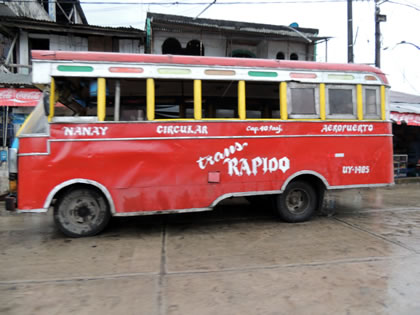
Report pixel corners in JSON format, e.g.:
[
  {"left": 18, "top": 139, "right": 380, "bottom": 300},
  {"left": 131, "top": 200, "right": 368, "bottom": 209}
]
[{"left": 18, "top": 95, "right": 48, "bottom": 136}]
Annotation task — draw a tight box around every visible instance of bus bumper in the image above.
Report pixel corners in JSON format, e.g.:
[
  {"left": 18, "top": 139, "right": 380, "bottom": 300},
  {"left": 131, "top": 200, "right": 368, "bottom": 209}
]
[{"left": 5, "top": 195, "right": 16, "bottom": 211}]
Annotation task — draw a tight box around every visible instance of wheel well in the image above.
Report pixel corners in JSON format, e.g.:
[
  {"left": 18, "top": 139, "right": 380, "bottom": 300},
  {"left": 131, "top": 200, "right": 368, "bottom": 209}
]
[
  {"left": 288, "top": 174, "right": 326, "bottom": 212},
  {"left": 52, "top": 184, "right": 107, "bottom": 209}
]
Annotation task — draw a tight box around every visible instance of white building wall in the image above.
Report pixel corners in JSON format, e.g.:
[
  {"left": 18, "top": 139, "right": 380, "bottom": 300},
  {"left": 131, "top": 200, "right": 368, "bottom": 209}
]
[
  {"left": 119, "top": 39, "right": 143, "bottom": 53},
  {"left": 152, "top": 31, "right": 225, "bottom": 56},
  {"left": 152, "top": 30, "right": 315, "bottom": 61},
  {"left": 49, "top": 35, "right": 88, "bottom": 51},
  {"left": 18, "top": 32, "right": 89, "bottom": 72},
  {"left": 256, "top": 40, "right": 269, "bottom": 59},
  {"left": 5, "top": 2, "right": 50, "bottom": 20},
  {"left": 267, "top": 41, "right": 310, "bottom": 60},
  {"left": 18, "top": 31, "right": 29, "bottom": 75},
  {"left": 73, "top": 9, "right": 83, "bottom": 24}
]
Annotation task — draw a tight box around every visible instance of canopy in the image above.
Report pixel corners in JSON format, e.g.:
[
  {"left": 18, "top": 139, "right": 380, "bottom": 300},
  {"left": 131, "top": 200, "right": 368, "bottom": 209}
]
[{"left": 391, "top": 112, "right": 420, "bottom": 126}]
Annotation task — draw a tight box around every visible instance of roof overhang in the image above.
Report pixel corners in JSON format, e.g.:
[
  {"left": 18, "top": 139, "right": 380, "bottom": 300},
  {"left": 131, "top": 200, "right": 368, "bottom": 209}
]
[
  {"left": 391, "top": 112, "right": 420, "bottom": 126},
  {"left": 147, "top": 12, "right": 330, "bottom": 44},
  {"left": 0, "top": 16, "right": 145, "bottom": 40}
]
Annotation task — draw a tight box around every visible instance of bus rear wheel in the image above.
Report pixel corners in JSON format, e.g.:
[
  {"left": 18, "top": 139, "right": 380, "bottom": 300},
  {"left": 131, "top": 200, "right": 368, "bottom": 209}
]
[
  {"left": 54, "top": 188, "right": 110, "bottom": 237},
  {"left": 275, "top": 181, "right": 317, "bottom": 222}
]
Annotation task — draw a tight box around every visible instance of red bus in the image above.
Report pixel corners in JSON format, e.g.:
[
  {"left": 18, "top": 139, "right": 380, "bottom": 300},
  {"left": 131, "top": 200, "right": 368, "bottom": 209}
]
[{"left": 6, "top": 50, "right": 393, "bottom": 237}]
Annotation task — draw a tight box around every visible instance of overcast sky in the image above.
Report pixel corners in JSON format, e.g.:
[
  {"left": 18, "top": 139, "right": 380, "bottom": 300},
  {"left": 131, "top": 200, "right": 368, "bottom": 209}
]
[{"left": 82, "top": 0, "right": 420, "bottom": 95}]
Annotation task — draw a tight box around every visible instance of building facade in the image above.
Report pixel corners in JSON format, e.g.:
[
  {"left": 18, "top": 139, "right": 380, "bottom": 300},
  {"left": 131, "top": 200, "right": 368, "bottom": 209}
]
[
  {"left": 146, "top": 12, "right": 329, "bottom": 61},
  {"left": 1, "top": 2, "right": 145, "bottom": 146}
]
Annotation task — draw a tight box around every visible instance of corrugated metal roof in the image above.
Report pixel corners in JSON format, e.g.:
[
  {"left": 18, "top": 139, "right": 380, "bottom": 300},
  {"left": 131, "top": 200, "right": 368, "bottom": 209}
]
[
  {"left": 0, "top": 73, "right": 32, "bottom": 86},
  {"left": 147, "top": 12, "right": 329, "bottom": 42},
  {"left": 0, "top": 16, "right": 145, "bottom": 38},
  {"left": 390, "top": 91, "right": 420, "bottom": 115},
  {"left": 391, "top": 103, "right": 420, "bottom": 114},
  {"left": 390, "top": 90, "right": 420, "bottom": 104}
]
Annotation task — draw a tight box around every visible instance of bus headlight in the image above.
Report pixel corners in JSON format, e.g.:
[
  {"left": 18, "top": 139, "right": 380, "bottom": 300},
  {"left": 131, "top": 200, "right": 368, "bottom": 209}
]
[
  {"left": 8, "top": 147, "right": 18, "bottom": 194},
  {"left": 8, "top": 148, "right": 18, "bottom": 174}
]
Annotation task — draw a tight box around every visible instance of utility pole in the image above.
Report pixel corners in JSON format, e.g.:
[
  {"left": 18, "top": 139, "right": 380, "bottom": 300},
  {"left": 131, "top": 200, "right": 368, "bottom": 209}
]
[
  {"left": 347, "top": 0, "right": 354, "bottom": 63},
  {"left": 375, "top": 0, "right": 387, "bottom": 68}
]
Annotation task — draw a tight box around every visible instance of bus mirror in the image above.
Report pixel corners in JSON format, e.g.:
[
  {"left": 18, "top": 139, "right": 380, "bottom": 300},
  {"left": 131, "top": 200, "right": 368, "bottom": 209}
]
[{"left": 43, "top": 92, "right": 50, "bottom": 116}]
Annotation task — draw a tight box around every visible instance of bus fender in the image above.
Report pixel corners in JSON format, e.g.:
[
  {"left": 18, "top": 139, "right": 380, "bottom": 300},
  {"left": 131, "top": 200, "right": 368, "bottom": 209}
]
[
  {"left": 43, "top": 179, "right": 117, "bottom": 215},
  {"left": 281, "top": 171, "right": 330, "bottom": 192}
]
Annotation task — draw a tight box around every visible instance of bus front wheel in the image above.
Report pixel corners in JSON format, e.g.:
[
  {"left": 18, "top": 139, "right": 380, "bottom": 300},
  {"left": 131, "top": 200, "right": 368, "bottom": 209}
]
[
  {"left": 275, "top": 181, "right": 317, "bottom": 222},
  {"left": 54, "top": 188, "right": 111, "bottom": 237}
]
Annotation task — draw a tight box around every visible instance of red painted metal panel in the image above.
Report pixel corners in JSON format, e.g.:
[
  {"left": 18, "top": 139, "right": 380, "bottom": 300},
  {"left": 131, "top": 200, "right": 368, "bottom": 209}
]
[
  {"left": 18, "top": 137, "right": 48, "bottom": 154},
  {"left": 17, "top": 121, "right": 393, "bottom": 213}
]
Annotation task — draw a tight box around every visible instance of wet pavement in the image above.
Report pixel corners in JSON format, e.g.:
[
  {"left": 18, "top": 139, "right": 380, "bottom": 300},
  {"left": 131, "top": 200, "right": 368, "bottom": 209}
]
[{"left": 1, "top": 182, "right": 420, "bottom": 315}]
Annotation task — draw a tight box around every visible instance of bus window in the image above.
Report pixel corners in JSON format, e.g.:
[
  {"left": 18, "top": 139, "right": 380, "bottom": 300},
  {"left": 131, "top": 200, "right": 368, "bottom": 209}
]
[
  {"left": 364, "top": 86, "right": 381, "bottom": 119},
  {"left": 246, "top": 82, "right": 280, "bottom": 119},
  {"left": 53, "top": 78, "right": 96, "bottom": 117},
  {"left": 326, "top": 85, "right": 356, "bottom": 119},
  {"left": 202, "top": 80, "right": 237, "bottom": 119},
  {"left": 288, "top": 83, "right": 319, "bottom": 119},
  {"left": 155, "top": 79, "right": 194, "bottom": 119},
  {"left": 108, "top": 78, "right": 146, "bottom": 121}
]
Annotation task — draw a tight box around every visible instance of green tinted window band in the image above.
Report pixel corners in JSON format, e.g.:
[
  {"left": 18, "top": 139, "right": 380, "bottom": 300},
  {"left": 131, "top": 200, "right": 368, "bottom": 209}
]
[
  {"left": 57, "top": 65, "right": 94, "bottom": 72},
  {"left": 248, "top": 71, "right": 278, "bottom": 77}
]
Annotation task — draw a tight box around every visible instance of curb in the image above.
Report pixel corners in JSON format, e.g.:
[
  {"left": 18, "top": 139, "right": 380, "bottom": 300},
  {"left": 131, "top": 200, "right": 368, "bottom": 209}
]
[{"left": 395, "top": 177, "right": 420, "bottom": 184}]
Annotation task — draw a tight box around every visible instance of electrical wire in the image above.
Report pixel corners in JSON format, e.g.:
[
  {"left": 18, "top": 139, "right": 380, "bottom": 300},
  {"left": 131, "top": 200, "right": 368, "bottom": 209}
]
[
  {"left": 384, "top": 0, "right": 420, "bottom": 11},
  {"left": 1, "top": 0, "right": 377, "bottom": 4},
  {"left": 3, "top": 0, "right": 419, "bottom": 9},
  {"left": 5, "top": 0, "right": 419, "bottom": 11}
]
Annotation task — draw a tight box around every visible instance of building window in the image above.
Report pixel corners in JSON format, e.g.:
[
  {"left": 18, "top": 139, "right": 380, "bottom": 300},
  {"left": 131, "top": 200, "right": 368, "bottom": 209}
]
[
  {"left": 232, "top": 50, "right": 256, "bottom": 58},
  {"left": 29, "top": 37, "right": 49, "bottom": 51},
  {"left": 186, "top": 40, "right": 204, "bottom": 56},
  {"left": 276, "top": 52, "right": 285, "bottom": 60},
  {"left": 162, "top": 38, "right": 182, "bottom": 55},
  {"left": 290, "top": 53, "right": 299, "bottom": 60},
  {"left": 28, "top": 37, "right": 49, "bottom": 66}
]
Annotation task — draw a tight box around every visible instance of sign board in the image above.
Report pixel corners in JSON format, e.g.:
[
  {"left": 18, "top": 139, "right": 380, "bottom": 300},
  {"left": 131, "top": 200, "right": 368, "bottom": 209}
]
[{"left": 0, "top": 88, "right": 42, "bottom": 107}]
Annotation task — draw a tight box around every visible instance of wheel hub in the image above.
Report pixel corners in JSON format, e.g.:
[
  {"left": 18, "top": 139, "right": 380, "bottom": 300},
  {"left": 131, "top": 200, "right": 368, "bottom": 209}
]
[
  {"left": 286, "top": 189, "right": 308, "bottom": 213},
  {"left": 76, "top": 206, "right": 91, "bottom": 218},
  {"left": 70, "top": 201, "right": 96, "bottom": 223}
]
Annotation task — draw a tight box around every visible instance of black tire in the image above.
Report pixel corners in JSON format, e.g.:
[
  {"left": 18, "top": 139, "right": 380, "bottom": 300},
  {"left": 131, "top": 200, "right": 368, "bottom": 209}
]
[
  {"left": 275, "top": 181, "right": 317, "bottom": 223},
  {"left": 54, "top": 188, "right": 111, "bottom": 237}
]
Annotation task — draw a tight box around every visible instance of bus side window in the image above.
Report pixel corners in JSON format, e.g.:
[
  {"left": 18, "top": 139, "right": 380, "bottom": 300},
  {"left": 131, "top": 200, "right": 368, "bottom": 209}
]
[
  {"left": 363, "top": 86, "right": 381, "bottom": 119},
  {"left": 288, "top": 83, "right": 319, "bottom": 119},
  {"left": 326, "top": 84, "right": 357, "bottom": 119},
  {"left": 155, "top": 79, "right": 194, "bottom": 119},
  {"left": 110, "top": 78, "right": 146, "bottom": 121},
  {"left": 246, "top": 82, "right": 280, "bottom": 119},
  {"left": 53, "top": 78, "right": 94, "bottom": 117},
  {"left": 202, "top": 80, "right": 237, "bottom": 119}
]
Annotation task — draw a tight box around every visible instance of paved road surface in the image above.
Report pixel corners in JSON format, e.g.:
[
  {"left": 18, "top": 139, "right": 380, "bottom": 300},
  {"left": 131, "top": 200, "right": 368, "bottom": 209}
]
[{"left": 1, "top": 183, "right": 420, "bottom": 315}]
